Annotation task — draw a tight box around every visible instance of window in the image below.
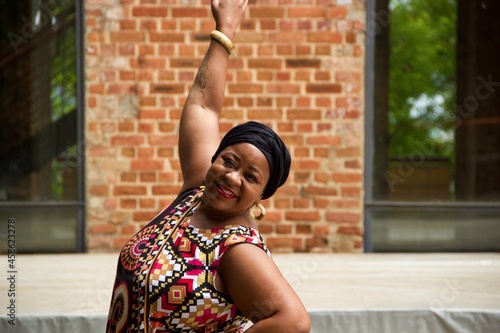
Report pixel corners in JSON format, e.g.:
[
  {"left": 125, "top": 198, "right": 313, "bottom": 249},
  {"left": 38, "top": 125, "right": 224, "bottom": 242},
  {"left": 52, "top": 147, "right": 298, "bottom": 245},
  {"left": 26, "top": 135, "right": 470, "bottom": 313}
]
[
  {"left": 0, "top": 0, "right": 85, "bottom": 253},
  {"left": 365, "top": 0, "right": 500, "bottom": 251}
]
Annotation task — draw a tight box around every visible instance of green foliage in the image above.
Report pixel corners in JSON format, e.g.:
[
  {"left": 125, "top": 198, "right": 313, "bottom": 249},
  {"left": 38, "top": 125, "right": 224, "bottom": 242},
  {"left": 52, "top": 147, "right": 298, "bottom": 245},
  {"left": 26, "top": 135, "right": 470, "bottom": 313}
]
[
  {"left": 49, "top": 1, "right": 78, "bottom": 199},
  {"left": 389, "top": 0, "right": 457, "bottom": 157}
]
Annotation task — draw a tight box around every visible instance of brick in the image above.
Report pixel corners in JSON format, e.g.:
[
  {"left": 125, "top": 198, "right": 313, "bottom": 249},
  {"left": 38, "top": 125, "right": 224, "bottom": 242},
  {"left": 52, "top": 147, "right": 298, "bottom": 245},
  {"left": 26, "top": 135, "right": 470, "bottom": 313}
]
[
  {"left": 307, "top": 32, "right": 342, "bottom": 43},
  {"left": 326, "top": 212, "right": 361, "bottom": 223},
  {"left": 107, "top": 83, "right": 138, "bottom": 94},
  {"left": 152, "top": 185, "right": 182, "bottom": 195},
  {"left": 119, "top": 71, "right": 136, "bottom": 81},
  {"left": 306, "top": 237, "right": 328, "bottom": 251},
  {"left": 258, "top": 224, "right": 274, "bottom": 235},
  {"left": 277, "top": 224, "right": 292, "bottom": 234},
  {"left": 150, "top": 32, "right": 184, "bottom": 43},
  {"left": 287, "top": 110, "right": 322, "bottom": 120},
  {"left": 266, "top": 237, "right": 303, "bottom": 250},
  {"left": 314, "top": 148, "right": 330, "bottom": 158},
  {"left": 247, "top": 109, "right": 282, "bottom": 119},
  {"left": 89, "top": 84, "right": 105, "bottom": 94},
  {"left": 139, "top": 96, "right": 156, "bottom": 106},
  {"left": 139, "top": 198, "right": 156, "bottom": 208},
  {"left": 315, "top": 71, "right": 330, "bottom": 81},
  {"left": 139, "top": 172, "right": 156, "bottom": 182},
  {"left": 345, "top": 159, "right": 362, "bottom": 169},
  {"left": 266, "top": 83, "right": 300, "bottom": 94},
  {"left": 304, "top": 186, "right": 338, "bottom": 196},
  {"left": 89, "top": 223, "right": 117, "bottom": 234},
  {"left": 138, "top": 123, "right": 154, "bottom": 133},
  {"left": 294, "top": 147, "right": 310, "bottom": 157},
  {"left": 131, "top": 159, "right": 164, "bottom": 170},
  {"left": 88, "top": 146, "right": 117, "bottom": 157},
  {"left": 113, "top": 186, "right": 147, "bottom": 195},
  {"left": 110, "top": 211, "right": 129, "bottom": 225},
  {"left": 261, "top": 20, "right": 277, "bottom": 30},
  {"left": 120, "top": 199, "right": 137, "bottom": 209},
  {"left": 110, "top": 31, "right": 144, "bottom": 43},
  {"left": 306, "top": 83, "right": 342, "bottom": 94},
  {"left": 132, "top": 6, "right": 167, "bottom": 17},
  {"left": 256, "top": 97, "right": 273, "bottom": 107},
  {"left": 296, "top": 224, "right": 312, "bottom": 234},
  {"left": 89, "top": 185, "right": 109, "bottom": 196},
  {"left": 110, "top": 135, "right": 145, "bottom": 146},
  {"left": 293, "top": 198, "right": 310, "bottom": 209},
  {"left": 249, "top": 7, "right": 285, "bottom": 18},
  {"left": 298, "top": 20, "right": 313, "bottom": 30},
  {"left": 120, "top": 172, "right": 137, "bottom": 182},
  {"left": 332, "top": 200, "right": 361, "bottom": 209},
  {"left": 277, "top": 45, "right": 293, "bottom": 55},
  {"left": 121, "top": 148, "right": 135, "bottom": 158},
  {"left": 132, "top": 211, "right": 158, "bottom": 222},
  {"left": 336, "top": 147, "right": 360, "bottom": 157},
  {"left": 327, "top": 6, "right": 348, "bottom": 19},
  {"left": 332, "top": 173, "right": 362, "bottom": 183},
  {"left": 286, "top": 59, "right": 321, "bottom": 68},
  {"left": 285, "top": 211, "right": 320, "bottom": 222},
  {"left": 289, "top": 7, "right": 325, "bottom": 18},
  {"left": 248, "top": 59, "right": 282, "bottom": 69},
  {"left": 172, "top": 7, "right": 207, "bottom": 17},
  {"left": 337, "top": 226, "right": 363, "bottom": 236},
  {"left": 120, "top": 19, "right": 136, "bottom": 30},
  {"left": 228, "top": 83, "right": 263, "bottom": 94},
  {"left": 158, "top": 122, "right": 175, "bottom": 132},
  {"left": 307, "top": 136, "right": 342, "bottom": 145},
  {"left": 148, "top": 135, "right": 178, "bottom": 145},
  {"left": 269, "top": 32, "right": 306, "bottom": 43},
  {"left": 342, "top": 186, "right": 361, "bottom": 198},
  {"left": 150, "top": 84, "right": 184, "bottom": 94},
  {"left": 112, "top": 237, "right": 130, "bottom": 250},
  {"left": 138, "top": 109, "right": 166, "bottom": 119}
]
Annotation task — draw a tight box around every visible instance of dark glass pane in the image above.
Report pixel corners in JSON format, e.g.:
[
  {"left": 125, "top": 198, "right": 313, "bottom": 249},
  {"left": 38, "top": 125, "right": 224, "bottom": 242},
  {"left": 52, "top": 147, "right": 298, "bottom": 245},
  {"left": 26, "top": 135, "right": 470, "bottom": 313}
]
[
  {"left": 0, "top": 0, "right": 78, "bottom": 202},
  {"left": 372, "top": 0, "right": 500, "bottom": 203},
  {"left": 371, "top": 206, "right": 500, "bottom": 252},
  {"left": 0, "top": 207, "right": 80, "bottom": 253},
  {"left": 368, "top": 0, "right": 500, "bottom": 252}
]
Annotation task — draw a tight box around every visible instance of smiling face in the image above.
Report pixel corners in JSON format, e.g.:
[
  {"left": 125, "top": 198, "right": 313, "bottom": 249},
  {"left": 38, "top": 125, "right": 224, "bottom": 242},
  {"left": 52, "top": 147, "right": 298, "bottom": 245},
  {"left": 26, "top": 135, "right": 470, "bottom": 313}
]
[{"left": 201, "top": 143, "right": 270, "bottom": 220}]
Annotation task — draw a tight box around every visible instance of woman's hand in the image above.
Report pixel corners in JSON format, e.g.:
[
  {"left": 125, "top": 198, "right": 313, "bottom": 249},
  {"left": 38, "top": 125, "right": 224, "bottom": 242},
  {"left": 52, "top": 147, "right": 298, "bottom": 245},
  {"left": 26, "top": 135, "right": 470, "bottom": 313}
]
[{"left": 211, "top": 0, "right": 248, "bottom": 39}]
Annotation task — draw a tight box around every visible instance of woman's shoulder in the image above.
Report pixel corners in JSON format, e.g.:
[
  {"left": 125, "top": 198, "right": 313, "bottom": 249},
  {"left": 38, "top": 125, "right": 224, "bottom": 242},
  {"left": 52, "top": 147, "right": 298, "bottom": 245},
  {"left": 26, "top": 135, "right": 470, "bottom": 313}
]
[{"left": 219, "top": 224, "right": 271, "bottom": 257}]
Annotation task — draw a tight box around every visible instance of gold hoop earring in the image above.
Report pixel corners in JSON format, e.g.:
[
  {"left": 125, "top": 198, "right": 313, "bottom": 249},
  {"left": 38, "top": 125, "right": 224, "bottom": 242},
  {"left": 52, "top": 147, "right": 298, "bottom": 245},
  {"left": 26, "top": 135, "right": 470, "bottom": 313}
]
[{"left": 249, "top": 203, "right": 266, "bottom": 221}]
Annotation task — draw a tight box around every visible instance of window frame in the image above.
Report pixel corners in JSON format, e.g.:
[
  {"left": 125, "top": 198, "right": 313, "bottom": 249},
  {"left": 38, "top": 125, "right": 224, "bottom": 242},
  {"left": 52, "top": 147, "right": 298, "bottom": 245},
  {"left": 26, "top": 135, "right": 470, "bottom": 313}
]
[{"left": 364, "top": 0, "right": 500, "bottom": 252}]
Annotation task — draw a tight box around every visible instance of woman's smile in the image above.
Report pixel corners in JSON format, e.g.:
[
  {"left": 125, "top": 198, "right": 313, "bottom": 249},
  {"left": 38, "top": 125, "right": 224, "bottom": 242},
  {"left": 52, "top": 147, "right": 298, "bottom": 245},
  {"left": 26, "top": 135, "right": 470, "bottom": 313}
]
[{"left": 216, "top": 182, "right": 238, "bottom": 199}]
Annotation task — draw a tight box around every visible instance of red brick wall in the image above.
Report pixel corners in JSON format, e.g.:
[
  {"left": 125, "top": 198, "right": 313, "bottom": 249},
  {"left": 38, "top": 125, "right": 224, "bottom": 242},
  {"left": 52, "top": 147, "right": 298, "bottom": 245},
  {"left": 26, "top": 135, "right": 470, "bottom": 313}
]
[{"left": 84, "top": 0, "right": 365, "bottom": 253}]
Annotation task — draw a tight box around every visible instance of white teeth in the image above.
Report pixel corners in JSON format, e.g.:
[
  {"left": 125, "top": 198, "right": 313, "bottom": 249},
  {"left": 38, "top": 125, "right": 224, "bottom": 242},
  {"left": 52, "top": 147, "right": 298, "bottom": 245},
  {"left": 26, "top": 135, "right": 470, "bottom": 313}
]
[
  {"left": 220, "top": 185, "right": 235, "bottom": 197},
  {"left": 223, "top": 188, "right": 235, "bottom": 197}
]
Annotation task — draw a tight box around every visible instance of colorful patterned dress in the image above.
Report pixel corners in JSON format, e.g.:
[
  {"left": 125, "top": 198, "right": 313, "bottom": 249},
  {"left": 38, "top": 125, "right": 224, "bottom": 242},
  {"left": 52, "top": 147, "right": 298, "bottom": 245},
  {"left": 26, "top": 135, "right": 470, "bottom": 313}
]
[{"left": 106, "top": 186, "right": 270, "bottom": 333}]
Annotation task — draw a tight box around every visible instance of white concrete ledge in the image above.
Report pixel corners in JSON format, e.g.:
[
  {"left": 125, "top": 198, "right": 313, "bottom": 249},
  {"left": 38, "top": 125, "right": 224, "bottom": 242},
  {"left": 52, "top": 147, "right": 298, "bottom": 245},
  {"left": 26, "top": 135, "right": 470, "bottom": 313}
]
[{"left": 1, "top": 253, "right": 499, "bottom": 332}]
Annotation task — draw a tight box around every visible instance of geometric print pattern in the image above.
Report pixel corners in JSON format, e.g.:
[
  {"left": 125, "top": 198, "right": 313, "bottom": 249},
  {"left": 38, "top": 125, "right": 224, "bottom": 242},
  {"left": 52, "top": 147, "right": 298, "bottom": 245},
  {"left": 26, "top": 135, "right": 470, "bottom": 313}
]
[{"left": 106, "top": 186, "right": 271, "bottom": 333}]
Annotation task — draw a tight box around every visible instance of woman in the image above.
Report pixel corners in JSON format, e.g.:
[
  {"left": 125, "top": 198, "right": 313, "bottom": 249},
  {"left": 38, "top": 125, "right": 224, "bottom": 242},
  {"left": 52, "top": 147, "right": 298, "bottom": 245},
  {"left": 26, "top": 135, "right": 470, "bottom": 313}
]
[{"left": 106, "top": 0, "right": 310, "bottom": 332}]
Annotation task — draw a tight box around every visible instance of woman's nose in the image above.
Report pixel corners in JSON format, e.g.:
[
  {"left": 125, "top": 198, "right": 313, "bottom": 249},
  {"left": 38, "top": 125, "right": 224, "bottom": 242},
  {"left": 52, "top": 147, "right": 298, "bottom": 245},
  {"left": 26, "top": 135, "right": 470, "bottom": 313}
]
[{"left": 225, "top": 170, "right": 241, "bottom": 185}]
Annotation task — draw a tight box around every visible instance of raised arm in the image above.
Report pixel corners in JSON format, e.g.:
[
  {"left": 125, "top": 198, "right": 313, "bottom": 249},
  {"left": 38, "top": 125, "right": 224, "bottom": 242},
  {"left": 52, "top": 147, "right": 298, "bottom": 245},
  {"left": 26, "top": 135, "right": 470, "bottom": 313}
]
[{"left": 179, "top": 0, "right": 248, "bottom": 192}]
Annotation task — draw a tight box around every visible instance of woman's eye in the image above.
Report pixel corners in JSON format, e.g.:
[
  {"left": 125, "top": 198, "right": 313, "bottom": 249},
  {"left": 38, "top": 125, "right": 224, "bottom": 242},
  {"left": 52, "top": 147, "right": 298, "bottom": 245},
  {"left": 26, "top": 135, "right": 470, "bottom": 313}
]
[
  {"left": 246, "top": 174, "right": 257, "bottom": 183},
  {"left": 223, "top": 158, "right": 235, "bottom": 168}
]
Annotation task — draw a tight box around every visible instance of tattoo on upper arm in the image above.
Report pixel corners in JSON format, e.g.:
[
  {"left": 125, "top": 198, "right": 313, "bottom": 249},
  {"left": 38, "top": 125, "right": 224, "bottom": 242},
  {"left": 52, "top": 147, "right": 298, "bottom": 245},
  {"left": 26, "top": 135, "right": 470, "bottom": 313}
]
[{"left": 195, "top": 55, "right": 210, "bottom": 99}]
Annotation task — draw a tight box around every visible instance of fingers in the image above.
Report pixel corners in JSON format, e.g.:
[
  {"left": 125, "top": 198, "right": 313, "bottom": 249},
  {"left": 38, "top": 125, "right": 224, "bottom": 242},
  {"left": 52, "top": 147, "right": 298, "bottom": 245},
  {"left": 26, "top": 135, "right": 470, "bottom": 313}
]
[{"left": 211, "top": 0, "right": 248, "bottom": 37}]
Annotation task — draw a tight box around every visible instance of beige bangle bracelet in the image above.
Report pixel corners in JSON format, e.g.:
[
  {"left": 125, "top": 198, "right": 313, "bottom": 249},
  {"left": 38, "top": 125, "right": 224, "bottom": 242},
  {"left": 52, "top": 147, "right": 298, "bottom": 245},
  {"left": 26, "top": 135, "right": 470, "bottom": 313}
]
[{"left": 210, "top": 30, "right": 235, "bottom": 55}]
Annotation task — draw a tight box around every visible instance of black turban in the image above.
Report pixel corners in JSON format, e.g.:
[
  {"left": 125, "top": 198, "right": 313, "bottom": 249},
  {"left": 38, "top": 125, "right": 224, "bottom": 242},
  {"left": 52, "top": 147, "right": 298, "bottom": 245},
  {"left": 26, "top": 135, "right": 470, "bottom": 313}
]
[{"left": 211, "top": 121, "right": 291, "bottom": 200}]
